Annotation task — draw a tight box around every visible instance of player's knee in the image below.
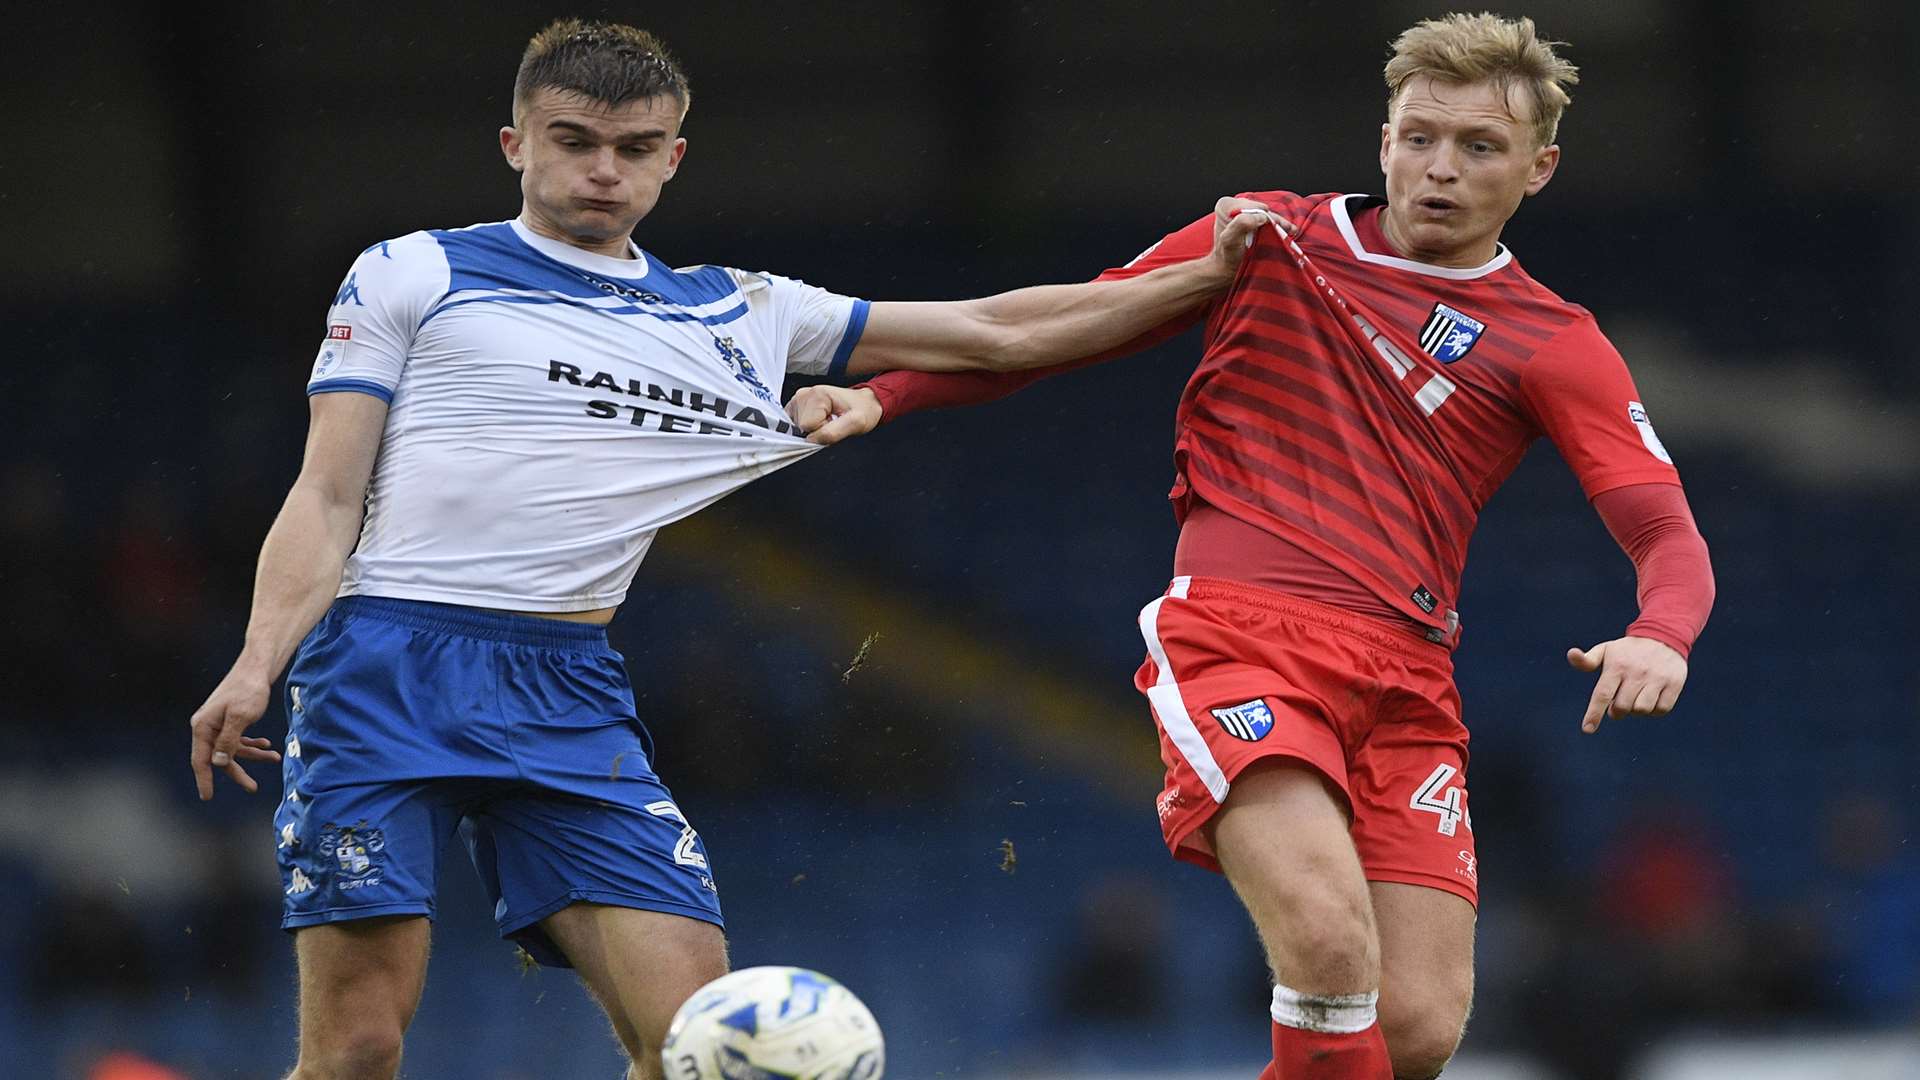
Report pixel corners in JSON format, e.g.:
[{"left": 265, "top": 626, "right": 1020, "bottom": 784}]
[
  {"left": 1378, "top": 984, "right": 1469, "bottom": 1080},
  {"left": 291, "top": 1019, "right": 404, "bottom": 1080},
  {"left": 1265, "top": 881, "right": 1377, "bottom": 988}
]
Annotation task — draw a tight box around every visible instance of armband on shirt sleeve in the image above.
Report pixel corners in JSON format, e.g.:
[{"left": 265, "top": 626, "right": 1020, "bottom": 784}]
[{"left": 307, "top": 231, "right": 448, "bottom": 403}]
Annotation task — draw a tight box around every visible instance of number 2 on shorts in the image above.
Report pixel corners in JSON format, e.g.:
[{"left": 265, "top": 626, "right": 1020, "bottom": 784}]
[{"left": 645, "top": 800, "right": 709, "bottom": 870}]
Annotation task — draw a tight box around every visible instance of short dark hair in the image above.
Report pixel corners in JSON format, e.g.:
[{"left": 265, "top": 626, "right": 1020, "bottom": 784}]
[{"left": 512, "top": 18, "right": 691, "bottom": 121}]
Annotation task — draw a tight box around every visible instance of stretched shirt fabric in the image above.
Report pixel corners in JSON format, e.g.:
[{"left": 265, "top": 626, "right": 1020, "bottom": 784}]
[
  {"left": 863, "top": 192, "right": 1710, "bottom": 650},
  {"left": 307, "top": 218, "right": 869, "bottom": 611}
]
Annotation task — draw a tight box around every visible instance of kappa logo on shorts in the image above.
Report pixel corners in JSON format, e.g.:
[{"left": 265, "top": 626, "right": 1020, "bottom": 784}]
[{"left": 1210, "top": 698, "right": 1276, "bottom": 741}]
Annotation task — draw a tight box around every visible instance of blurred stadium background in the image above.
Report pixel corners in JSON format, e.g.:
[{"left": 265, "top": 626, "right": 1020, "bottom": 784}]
[{"left": 4, "top": 1, "right": 1917, "bottom": 1077}]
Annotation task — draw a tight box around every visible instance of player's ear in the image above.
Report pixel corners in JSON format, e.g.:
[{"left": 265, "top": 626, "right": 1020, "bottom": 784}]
[
  {"left": 662, "top": 137, "right": 687, "bottom": 182},
  {"left": 1524, "top": 143, "right": 1559, "bottom": 196},
  {"left": 1379, "top": 122, "right": 1392, "bottom": 173},
  {"left": 501, "top": 125, "right": 526, "bottom": 173}
]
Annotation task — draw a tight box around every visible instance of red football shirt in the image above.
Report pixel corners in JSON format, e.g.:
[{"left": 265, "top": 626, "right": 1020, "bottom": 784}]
[{"left": 867, "top": 191, "right": 1685, "bottom": 642}]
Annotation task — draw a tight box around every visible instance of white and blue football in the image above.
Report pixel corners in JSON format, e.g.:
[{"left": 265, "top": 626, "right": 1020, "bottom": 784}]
[{"left": 660, "top": 966, "right": 884, "bottom": 1080}]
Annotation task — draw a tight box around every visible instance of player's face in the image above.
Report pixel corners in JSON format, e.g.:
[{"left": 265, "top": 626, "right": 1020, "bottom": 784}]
[
  {"left": 1378, "top": 76, "right": 1559, "bottom": 268},
  {"left": 501, "top": 88, "right": 688, "bottom": 257}
]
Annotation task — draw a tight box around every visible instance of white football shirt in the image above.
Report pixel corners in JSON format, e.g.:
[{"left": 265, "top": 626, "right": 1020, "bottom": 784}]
[{"left": 307, "top": 218, "right": 869, "bottom": 611}]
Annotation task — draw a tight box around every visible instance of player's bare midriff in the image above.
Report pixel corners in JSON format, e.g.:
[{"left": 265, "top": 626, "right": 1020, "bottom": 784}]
[{"left": 489, "top": 605, "right": 618, "bottom": 626}]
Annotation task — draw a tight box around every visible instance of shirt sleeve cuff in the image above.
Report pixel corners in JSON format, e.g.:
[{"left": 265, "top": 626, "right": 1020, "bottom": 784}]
[
  {"left": 826, "top": 299, "right": 871, "bottom": 380},
  {"left": 308, "top": 378, "right": 396, "bottom": 404}
]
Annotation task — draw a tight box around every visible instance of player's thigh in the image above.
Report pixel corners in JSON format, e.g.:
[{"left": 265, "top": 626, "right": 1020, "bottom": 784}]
[
  {"left": 1206, "top": 758, "right": 1379, "bottom": 992},
  {"left": 1371, "top": 881, "right": 1475, "bottom": 1076},
  {"left": 294, "top": 916, "right": 432, "bottom": 1049},
  {"left": 542, "top": 902, "right": 729, "bottom": 1049}
]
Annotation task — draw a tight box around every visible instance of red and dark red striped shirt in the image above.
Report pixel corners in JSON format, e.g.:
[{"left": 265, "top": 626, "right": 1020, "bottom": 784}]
[{"left": 865, "top": 191, "right": 1697, "bottom": 648}]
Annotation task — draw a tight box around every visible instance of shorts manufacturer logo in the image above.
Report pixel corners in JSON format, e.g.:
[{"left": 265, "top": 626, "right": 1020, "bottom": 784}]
[
  {"left": 1155, "top": 788, "right": 1184, "bottom": 821},
  {"left": 1210, "top": 699, "right": 1276, "bottom": 741},
  {"left": 1419, "top": 302, "right": 1486, "bottom": 363},
  {"left": 285, "top": 868, "right": 315, "bottom": 896},
  {"left": 1456, "top": 849, "right": 1478, "bottom": 883}
]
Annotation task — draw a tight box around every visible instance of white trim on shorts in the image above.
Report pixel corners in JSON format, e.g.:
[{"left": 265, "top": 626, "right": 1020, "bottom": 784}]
[{"left": 1137, "top": 575, "right": 1230, "bottom": 803}]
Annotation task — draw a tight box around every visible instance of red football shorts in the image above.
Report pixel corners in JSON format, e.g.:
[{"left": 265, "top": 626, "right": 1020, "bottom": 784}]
[{"left": 1134, "top": 576, "right": 1478, "bottom": 906}]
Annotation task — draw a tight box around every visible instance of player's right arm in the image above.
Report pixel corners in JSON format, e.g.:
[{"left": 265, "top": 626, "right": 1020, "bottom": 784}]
[
  {"left": 189, "top": 393, "right": 387, "bottom": 798},
  {"left": 190, "top": 233, "right": 440, "bottom": 798}
]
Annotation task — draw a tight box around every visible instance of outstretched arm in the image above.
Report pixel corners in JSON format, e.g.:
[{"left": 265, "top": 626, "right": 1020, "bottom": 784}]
[
  {"left": 1567, "top": 483, "right": 1715, "bottom": 734},
  {"left": 790, "top": 197, "right": 1285, "bottom": 444},
  {"left": 843, "top": 198, "right": 1272, "bottom": 376},
  {"left": 188, "top": 391, "right": 387, "bottom": 798}
]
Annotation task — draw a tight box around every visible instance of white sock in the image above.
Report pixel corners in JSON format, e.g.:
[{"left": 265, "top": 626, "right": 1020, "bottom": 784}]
[{"left": 1270, "top": 982, "right": 1379, "bottom": 1034}]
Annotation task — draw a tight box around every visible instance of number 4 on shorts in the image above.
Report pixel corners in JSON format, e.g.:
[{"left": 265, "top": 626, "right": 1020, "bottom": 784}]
[{"left": 1410, "top": 764, "right": 1470, "bottom": 837}]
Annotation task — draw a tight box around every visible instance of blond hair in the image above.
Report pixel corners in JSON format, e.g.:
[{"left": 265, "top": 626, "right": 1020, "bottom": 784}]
[{"left": 1384, "top": 13, "right": 1578, "bottom": 147}]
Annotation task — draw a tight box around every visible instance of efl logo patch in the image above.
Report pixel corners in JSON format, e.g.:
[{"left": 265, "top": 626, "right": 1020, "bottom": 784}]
[
  {"left": 1211, "top": 698, "right": 1276, "bottom": 741},
  {"left": 313, "top": 326, "right": 351, "bottom": 378},
  {"left": 1627, "top": 400, "right": 1674, "bottom": 464},
  {"left": 1419, "top": 303, "right": 1486, "bottom": 363}
]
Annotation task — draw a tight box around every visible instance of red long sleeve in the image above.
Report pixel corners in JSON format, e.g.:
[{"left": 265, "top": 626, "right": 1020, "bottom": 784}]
[
  {"left": 860, "top": 344, "right": 1148, "bottom": 419},
  {"left": 1591, "top": 482, "right": 1715, "bottom": 658}
]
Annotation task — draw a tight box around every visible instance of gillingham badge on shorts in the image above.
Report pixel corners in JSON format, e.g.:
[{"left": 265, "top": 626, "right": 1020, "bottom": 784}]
[{"left": 1210, "top": 698, "right": 1276, "bottom": 741}]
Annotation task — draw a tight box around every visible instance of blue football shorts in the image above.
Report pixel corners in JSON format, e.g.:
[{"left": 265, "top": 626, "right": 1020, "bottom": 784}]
[{"left": 273, "top": 596, "right": 722, "bottom": 966}]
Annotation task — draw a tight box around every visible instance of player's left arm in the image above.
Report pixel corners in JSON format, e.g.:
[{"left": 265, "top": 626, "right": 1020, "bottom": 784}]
[
  {"left": 1521, "top": 318, "right": 1716, "bottom": 733},
  {"left": 840, "top": 198, "right": 1273, "bottom": 378},
  {"left": 1566, "top": 482, "right": 1715, "bottom": 732}
]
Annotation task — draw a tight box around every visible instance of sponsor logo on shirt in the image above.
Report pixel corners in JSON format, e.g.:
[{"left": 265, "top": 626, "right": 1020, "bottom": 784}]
[
  {"left": 1210, "top": 698, "right": 1276, "bottom": 741},
  {"left": 1410, "top": 584, "right": 1439, "bottom": 614},
  {"left": 550, "top": 361, "right": 807, "bottom": 438},
  {"left": 1419, "top": 302, "right": 1486, "bottom": 363}
]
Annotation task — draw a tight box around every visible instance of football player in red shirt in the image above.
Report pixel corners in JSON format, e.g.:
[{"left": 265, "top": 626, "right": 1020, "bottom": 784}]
[{"left": 790, "top": 13, "right": 1713, "bottom": 1080}]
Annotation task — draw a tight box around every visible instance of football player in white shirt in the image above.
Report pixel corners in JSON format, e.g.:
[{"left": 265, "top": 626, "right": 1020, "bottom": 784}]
[{"left": 186, "top": 18, "right": 1271, "bottom": 1080}]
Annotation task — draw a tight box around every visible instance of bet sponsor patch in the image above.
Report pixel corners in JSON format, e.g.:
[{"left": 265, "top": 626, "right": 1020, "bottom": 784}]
[
  {"left": 1210, "top": 698, "right": 1276, "bottom": 742},
  {"left": 1419, "top": 302, "right": 1486, "bottom": 363},
  {"left": 312, "top": 324, "right": 352, "bottom": 378}
]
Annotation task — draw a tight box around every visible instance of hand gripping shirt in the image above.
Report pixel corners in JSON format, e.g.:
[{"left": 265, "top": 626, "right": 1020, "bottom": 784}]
[{"left": 307, "top": 218, "right": 869, "bottom": 611}]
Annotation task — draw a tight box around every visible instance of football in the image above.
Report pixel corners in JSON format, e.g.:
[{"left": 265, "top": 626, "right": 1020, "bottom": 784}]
[{"left": 660, "top": 966, "right": 884, "bottom": 1080}]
